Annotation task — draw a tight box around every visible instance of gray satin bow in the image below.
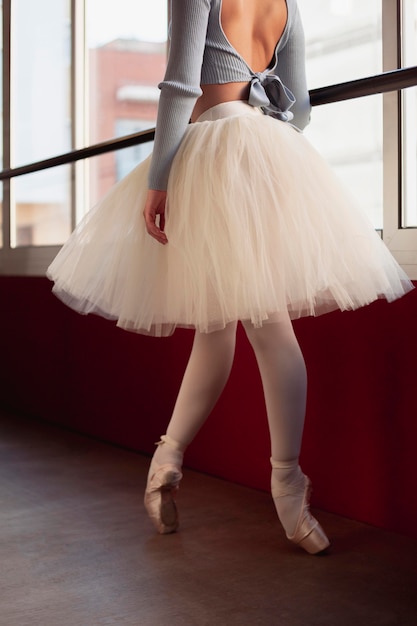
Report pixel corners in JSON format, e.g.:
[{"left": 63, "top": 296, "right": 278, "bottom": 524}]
[{"left": 248, "top": 71, "right": 296, "bottom": 121}]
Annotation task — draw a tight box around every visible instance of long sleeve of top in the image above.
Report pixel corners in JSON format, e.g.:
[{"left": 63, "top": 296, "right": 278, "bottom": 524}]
[
  {"left": 273, "top": 4, "right": 310, "bottom": 131},
  {"left": 148, "top": 0, "right": 211, "bottom": 191}
]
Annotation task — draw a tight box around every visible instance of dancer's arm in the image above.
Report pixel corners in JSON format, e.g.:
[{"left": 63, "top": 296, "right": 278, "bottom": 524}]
[
  {"left": 274, "top": 3, "right": 311, "bottom": 131},
  {"left": 148, "top": 0, "right": 211, "bottom": 191},
  {"left": 145, "top": 0, "right": 210, "bottom": 244}
]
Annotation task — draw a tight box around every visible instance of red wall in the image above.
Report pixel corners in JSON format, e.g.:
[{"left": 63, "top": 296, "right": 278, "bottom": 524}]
[{"left": 1, "top": 276, "right": 416, "bottom": 538}]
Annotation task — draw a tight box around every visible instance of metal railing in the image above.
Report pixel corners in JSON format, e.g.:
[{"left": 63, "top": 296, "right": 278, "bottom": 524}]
[{"left": 0, "top": 65, "right": 416, "bottom": 182}]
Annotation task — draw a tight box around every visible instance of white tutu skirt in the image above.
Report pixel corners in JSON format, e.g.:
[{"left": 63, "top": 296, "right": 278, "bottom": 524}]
[{"left": 47, "top": 101, "right": 413, "bottom": 336}]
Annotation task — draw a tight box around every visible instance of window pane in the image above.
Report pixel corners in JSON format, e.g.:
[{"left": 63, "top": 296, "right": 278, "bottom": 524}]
[
  {"left": 11, "top": 0, "right": 71, "bottom": 165},
  {"left": 12, "top": 167, "right": 71, "bottom": 247},
  {"left": 11, "top": 0, "right": 71, "bottom": 246},
  {"left": 298, "top": 0, "right": 383, "bottom": 229},
  {"left": 305, "top": 96, "right": 383, "bottom": 229},
  {"left": 85, "top": 0, "right": 167, "bottom": 212},
  {"left": 86, "top": 0, "right": 167, "bottom": 146},
  {"left": 401, "top": 1, "right": 417, "bottom": 228},
  {"left": 298, "top": 0, "right": 382, "bottom": 88}
]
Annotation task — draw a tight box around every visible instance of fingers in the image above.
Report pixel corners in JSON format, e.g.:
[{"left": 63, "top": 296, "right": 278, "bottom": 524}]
[
  {"left": 143, "top": 189, "right": 169, "bottom": 245},
  {"left": 159, "top": 213, "right": 165, "bottom": 233},
  {"left": 150, "top": 225, "right": 168, "bottom": 245},
  {"left": 144, "top": 213, "right": 168, "bottom": 245}
]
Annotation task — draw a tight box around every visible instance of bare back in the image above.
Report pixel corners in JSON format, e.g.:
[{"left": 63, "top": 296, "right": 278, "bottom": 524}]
[{"left": 192, "top": 0, "right": 288, "bottom": 121}]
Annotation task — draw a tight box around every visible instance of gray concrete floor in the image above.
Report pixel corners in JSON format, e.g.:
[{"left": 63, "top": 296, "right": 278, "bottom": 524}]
[{"left": 0, "top": 411, "right": 416, "bottom": 626}]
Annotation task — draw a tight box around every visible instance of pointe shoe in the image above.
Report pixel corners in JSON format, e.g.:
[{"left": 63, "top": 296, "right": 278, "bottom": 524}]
[
  {"left": 271, "top": 460, "right": 330, "bottom": 555},
  {"left": 144, "top": 436, "right": 183, "bottom": 534},
  {"left": 283, "top": 477, "right": 330, "bottom": 554}
]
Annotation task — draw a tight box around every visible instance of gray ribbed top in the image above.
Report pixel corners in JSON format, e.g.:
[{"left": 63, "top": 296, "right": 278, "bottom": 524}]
[{"left": 148, "top": 0, "right": 310, "bottom": 190}]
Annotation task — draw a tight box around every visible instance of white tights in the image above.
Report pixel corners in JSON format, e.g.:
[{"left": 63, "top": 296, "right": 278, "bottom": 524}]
[
  {"left": 154, "top": 314, "right": 306, "bottom": 465},
  {"left": 152, "top": 314, "right": 308, "bottom": 535}
]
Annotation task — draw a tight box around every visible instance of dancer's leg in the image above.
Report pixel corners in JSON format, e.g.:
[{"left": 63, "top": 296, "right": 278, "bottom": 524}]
[
  {"left": 157, "top": 321, "right": 238, "bottom": 459},
  {"left": 242, "top": 314, "right": 307, "bottom": 462},
  {"left": 242, "top": 314, "right": 329, "bottom": 553},
  {"left": 145, "top": 322, "right": 237, "bottom": 533}
]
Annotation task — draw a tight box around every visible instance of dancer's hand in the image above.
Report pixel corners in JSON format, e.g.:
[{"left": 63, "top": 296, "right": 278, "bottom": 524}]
[{"left": 144, "top": 189, "right": 168, "bottom": 245}]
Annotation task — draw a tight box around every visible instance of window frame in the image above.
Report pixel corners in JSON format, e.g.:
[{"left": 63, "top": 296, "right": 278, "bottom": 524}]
[{"left": 382, "top": 0, "right": 417, "bottom": 277}]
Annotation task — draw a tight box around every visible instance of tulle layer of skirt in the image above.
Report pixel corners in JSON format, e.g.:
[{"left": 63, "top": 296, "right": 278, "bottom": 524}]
[{"left": 47, "top": 101, "right": 413, "bottom": 336}]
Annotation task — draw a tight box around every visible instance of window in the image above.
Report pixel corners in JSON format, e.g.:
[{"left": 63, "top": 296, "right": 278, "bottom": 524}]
[
  {"left": 298, "top": 0, "right": 383, "bottom": 228},
  {"left": 10, "top": 0, "right": 71, "bottom": 247},
  {"left": 298, "top": 0, "right": 382, "bottom": 87},
  {"left": 0, "top": 0, "right": 416, "bottom": 277},
  {"left": 0, "top": 0, "right": 168, "bottom": 273},
  {"left": 381, "top": 0, "right": 417, "bottom": 276},
  {"left": 85, "top": 0, "right": 167, "bottom": 206}
]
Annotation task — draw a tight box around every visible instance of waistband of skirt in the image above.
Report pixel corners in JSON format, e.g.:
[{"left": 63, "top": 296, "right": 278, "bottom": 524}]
[{"left": 196, "top": 101, "right": 263, "bottom": 123}]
